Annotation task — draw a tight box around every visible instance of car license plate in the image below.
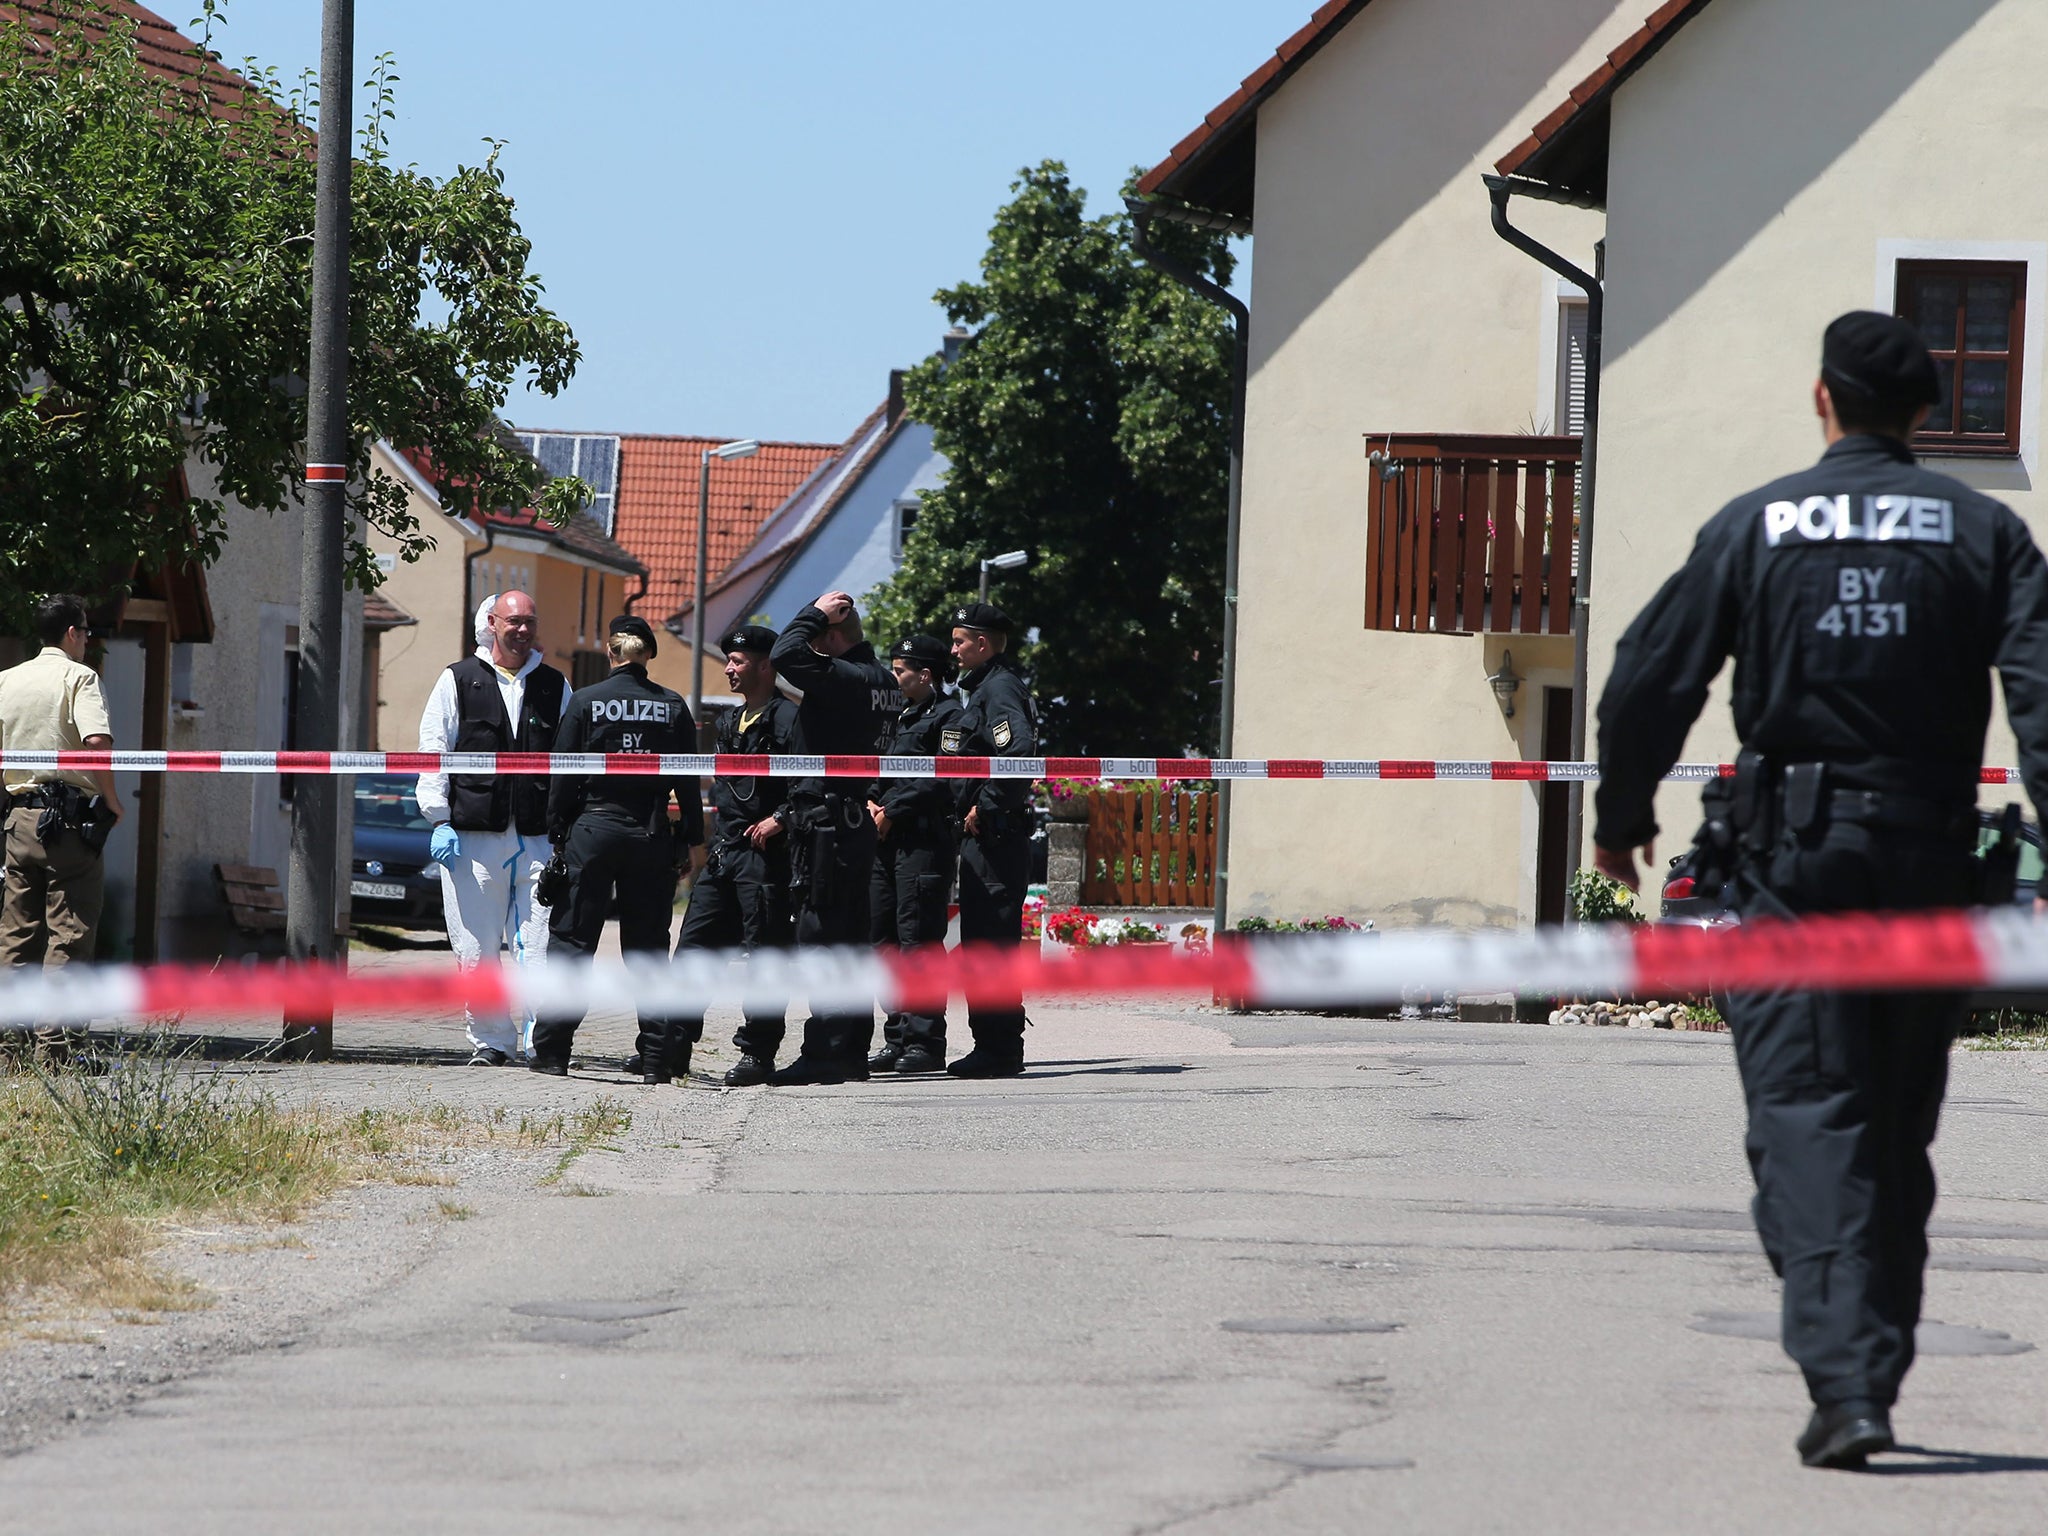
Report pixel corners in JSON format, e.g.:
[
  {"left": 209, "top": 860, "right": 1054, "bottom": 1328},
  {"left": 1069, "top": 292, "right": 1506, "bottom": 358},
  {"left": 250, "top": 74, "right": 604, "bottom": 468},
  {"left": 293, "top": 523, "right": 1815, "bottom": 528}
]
[{"left": 351, "top": 880, "right": 406, "bottom": 902}]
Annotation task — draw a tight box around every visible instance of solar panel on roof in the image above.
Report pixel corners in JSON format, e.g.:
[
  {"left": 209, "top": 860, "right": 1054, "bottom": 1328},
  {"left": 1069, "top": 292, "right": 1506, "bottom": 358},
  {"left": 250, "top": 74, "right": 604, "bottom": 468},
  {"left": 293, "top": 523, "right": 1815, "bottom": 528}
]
[
  {"left": 574, "top": 436, "right": 618, "bottom": 498},
  {"left": 532, "top": 434, "right": 578, "bottom": 480}
]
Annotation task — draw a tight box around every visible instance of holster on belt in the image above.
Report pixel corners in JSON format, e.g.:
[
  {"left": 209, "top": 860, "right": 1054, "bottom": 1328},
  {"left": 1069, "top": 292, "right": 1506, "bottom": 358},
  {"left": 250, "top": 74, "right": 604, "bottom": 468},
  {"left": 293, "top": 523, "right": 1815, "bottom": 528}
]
[
  {"left": 32, "top": 784, "right": 114, "bottom": 855},
  {"left": 786, "top": 799, "right": 843, "bottom": 905}
]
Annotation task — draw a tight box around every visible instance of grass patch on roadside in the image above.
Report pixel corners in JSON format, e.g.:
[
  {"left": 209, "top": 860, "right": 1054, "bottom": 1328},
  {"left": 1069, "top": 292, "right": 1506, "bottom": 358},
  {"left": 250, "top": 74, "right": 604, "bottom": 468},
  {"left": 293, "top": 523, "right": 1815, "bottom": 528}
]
[
  {"left": 0, "top": 1037, "right": 480, "bottom": 1322},
  {"left": 1961, "top": 1007, "right": 2048, "bottom": 1051},
  {"left": 2, "top": 1040, "right": 637, "bottom": 1325},
  {"left": 537, "top": 1099, "right": 633, "bottom": 1187}
]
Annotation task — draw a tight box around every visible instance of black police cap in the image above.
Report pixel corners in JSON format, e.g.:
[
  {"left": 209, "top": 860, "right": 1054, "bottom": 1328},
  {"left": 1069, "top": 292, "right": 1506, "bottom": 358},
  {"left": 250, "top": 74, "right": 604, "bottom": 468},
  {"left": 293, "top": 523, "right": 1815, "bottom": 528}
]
[
  {"left": 1821, "top": 311, "right": 1942, "bottom": 410},
  {"left": 607, "top": 614, "right": 658, "bottom": 656},
  {"left": 890, "top": 633, "right": 949, "bottom": 669},
  {"left": 723, "top": 623, "right": 778, "bottom": 656},
  {"left": 951, "top": 601, "right": 1012, "bottom": 633}
]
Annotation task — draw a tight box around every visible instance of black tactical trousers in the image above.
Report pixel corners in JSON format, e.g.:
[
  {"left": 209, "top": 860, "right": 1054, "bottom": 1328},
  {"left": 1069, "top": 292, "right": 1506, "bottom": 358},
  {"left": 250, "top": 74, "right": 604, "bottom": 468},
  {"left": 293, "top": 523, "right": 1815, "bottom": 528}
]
[
  {"left": 672, "top": 844, "right": 792, "bottom": 1061},
  {"left": 958, "top": 831, "right": 1030, "bottom": 1052},
  {"left": 791, "top": 812, "right": 878, "bottom": 1067},
  {"left": 869, "top": 828, "right": 956, "bottom": 1050},
  {"left": 531, "top": 814, "right": 679, "bottom": 1068},
  {"left": 1723, "top": 817, "right": 1975, "bottom": 1409}
]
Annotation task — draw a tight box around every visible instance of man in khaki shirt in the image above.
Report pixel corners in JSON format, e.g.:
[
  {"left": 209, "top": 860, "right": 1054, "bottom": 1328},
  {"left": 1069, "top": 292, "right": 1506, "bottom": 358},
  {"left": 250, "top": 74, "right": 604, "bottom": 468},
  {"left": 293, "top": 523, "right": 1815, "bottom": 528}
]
[{"left": 0, "top": 594, "right": 124, "bottom": 1055}]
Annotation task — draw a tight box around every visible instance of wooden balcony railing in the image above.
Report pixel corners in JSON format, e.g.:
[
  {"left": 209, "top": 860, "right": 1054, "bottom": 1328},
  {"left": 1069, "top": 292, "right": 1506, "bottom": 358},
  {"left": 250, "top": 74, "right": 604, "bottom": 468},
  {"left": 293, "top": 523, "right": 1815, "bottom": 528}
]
[{"left": 1364, "top": 434, "right": 1580, "bottom": 636}]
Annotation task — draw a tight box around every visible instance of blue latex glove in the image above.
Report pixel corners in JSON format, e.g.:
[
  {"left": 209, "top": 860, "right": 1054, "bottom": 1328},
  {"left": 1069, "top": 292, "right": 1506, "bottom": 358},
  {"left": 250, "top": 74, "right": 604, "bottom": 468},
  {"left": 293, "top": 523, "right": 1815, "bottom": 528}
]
[{"left": 429, "top": 823, "right": 462, "bottom": 867}]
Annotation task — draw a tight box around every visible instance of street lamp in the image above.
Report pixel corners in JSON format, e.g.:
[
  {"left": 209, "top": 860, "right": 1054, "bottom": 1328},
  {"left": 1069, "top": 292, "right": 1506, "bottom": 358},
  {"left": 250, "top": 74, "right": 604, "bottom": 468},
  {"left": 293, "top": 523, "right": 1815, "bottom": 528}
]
[
  {"left": 691, "top": 439, "right": 759, "bottom": 732},
  {"left": 979, "top": 549, "right": 1029, "bottom": 602}
]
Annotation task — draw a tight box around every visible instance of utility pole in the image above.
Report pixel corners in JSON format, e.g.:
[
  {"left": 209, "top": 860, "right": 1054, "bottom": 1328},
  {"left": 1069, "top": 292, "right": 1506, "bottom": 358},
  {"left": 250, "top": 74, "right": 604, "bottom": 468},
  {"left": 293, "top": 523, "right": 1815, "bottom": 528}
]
[{"left": 283, "top": 0, "right": 355, "bottom": 1059}]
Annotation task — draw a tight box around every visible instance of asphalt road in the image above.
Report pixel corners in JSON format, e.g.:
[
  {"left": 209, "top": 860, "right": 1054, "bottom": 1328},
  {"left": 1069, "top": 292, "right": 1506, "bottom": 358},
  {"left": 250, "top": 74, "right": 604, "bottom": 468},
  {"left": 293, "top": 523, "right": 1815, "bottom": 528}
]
[{"left": 5, "top": 996, "right": 2047, "bottom": 1533}]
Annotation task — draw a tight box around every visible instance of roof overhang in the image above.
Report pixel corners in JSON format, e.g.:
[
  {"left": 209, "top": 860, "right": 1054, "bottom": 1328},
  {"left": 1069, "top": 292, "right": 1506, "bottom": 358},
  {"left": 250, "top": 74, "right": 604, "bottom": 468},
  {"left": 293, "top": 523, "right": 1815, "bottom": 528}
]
[
  {"left": 1493, "top": 0, "right": 1718, "bottom": 207},
  {"left": 1133, "top": 0, "right": 1376, "bottom": 227}
]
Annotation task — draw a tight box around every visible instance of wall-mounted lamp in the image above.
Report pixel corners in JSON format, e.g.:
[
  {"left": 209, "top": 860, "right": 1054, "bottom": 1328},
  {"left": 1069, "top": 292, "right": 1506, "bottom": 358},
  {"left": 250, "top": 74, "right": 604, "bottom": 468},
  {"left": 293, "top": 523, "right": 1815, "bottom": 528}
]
[{"left": 1487, "top": 649, "right": 1522, "bottom": 718}]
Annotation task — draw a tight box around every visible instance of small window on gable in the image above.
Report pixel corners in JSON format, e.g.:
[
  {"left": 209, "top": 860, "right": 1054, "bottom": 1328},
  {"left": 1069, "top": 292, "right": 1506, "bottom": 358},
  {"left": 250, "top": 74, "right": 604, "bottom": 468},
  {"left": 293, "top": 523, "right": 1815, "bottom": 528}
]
[
  {"left": 891, "top": 499, "right": 920, "bottom": 560},
  {"left": 1895, "top": 259, "right": 2026, "bottom": 457}
]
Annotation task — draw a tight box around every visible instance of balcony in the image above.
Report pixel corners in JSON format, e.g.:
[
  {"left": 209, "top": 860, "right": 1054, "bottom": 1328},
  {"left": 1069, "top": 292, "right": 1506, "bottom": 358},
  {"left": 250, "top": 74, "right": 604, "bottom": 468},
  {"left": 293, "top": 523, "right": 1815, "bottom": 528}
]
[{"left": 1364, "top": 433, "right": 1580, "bottom": 636}]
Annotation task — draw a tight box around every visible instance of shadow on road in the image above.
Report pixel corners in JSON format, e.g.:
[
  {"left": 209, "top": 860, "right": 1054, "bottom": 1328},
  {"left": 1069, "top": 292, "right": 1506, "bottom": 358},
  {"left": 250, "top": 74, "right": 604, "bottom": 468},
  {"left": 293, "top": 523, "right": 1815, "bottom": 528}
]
[{"left": 1869, "top": 1445, "right": 2048, "bottom": 1476}]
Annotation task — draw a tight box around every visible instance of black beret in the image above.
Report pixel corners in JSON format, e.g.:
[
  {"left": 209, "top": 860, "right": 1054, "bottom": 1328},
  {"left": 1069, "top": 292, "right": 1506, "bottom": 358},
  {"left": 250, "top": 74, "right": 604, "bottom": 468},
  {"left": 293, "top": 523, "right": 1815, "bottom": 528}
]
[
  {"left": 607, "top": 614, "right": 658, "bottom": 656},
  {"left": 723, "top": 624, "right": 778, "bottom": 656},
  {"left": 951, "top": 601, "right": 1012, "bottom": 633},
  {"left": 1822, "top": 311, "right": 1942, "bottom": 410},
  {"left": 890, "top": 633, "right": 950, "bottom": 669}
]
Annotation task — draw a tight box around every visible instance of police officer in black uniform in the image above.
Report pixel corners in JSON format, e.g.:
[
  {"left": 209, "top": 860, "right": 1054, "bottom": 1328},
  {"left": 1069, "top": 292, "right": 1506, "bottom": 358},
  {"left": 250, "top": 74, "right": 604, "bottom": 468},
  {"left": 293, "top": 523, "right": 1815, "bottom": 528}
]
[
  {"left": 1593, "top": 312, "right": 2048, "bottom": 1469},
  {"left": 866, "top": 634, "right": 964, "bottom": 1075},
  {"left": 943, "top": 601, "right": 1039, "bottom": 1077},
  {"left": 657, "top": 624, "right": 800, "bottom": 1088},
  {"left": 531, "top": 616, "right": 704, "bottom": 1082},
  {"left": 767, "top": 590, "right": 900, "bottom": 1084}
]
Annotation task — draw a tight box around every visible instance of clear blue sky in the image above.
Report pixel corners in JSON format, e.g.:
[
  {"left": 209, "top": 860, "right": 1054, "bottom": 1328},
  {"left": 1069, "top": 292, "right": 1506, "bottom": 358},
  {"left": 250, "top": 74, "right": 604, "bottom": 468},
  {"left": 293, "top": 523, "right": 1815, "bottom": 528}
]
[{"left": 213, "top": 0, "right": 1299, "bottom": 445}]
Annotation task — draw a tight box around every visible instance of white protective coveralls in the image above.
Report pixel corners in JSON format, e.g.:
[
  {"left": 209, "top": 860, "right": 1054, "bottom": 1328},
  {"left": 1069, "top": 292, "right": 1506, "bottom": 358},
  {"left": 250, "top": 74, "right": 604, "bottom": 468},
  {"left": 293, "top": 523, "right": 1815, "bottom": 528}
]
[{"left": 415, "top": 597, "right": 554, "bottom": 1057}]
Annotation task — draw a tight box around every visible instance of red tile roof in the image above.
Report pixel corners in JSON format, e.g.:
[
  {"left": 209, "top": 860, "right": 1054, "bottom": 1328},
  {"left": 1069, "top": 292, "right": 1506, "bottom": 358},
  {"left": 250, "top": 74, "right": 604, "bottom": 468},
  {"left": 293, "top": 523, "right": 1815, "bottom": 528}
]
[
  {"left": 610, "top": 435, "right": 839, "bottom": 621},
  {"left": 362, "top": 590, "right": 416, "bottom": 631},
  {"left": 2, "top": 2, "right": 269, "bottom": 122},
  {"left": 483, "top": 504, "right": 644, "bottom": 577},
  {"left": 666, "top": 401, "right": 901, "bottom": 641},
  {"left": 1134, "top": 0, "right": 1376, "bottom": 219},
  {"left": 1494, "top": 0, "right": 1716, "bottom": 197}
]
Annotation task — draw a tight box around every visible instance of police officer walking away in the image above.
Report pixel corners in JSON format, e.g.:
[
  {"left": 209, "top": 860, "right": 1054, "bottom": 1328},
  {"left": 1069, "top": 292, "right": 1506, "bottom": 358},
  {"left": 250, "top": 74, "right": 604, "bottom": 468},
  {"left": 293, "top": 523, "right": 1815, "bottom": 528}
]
[
  {"left": 1593, "top": 312, "right": 2048, "bottom": 1469},
  {"left": 658, "top": 624, "right": 799, "bottom": 1088},
  {"left": 867, "top": 634, "right": 963, "bottom": 1075},
  {"left": 943, "top": 602, "right": 1039, "bottom": 1077},
  {"left": 0, "top": 595, "right": 123, "bottom": 1063},
  {"left": 768, "top": 590, "right": 899, "bottom": 1084},
  {"left": 416, "top": 590, "right": 566, "bottom": 1065},
  {"left": 531, "top": 616, "right": 703, "bottom": 1082}
]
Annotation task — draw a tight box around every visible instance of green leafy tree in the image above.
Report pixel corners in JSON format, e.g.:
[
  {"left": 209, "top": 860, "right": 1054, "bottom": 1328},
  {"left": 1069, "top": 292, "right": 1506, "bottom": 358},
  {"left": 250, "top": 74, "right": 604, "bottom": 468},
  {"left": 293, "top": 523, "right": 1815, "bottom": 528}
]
[
  {"left": 865, "top": 162, "right": 1234, "bottom": 754},
  {"left": 0, "top": 1, "right": 585, "bottom": 629}
]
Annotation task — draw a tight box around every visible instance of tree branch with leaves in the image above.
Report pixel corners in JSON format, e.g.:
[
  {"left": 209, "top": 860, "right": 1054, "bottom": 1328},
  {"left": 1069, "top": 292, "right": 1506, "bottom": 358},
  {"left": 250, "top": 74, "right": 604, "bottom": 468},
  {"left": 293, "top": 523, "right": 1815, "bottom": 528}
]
[
  {"left": 0, "top": 0, "right": 586, "bottom": 628},
  {"left": 864, "top": 162, "right": 1235, "bottom": 755}
]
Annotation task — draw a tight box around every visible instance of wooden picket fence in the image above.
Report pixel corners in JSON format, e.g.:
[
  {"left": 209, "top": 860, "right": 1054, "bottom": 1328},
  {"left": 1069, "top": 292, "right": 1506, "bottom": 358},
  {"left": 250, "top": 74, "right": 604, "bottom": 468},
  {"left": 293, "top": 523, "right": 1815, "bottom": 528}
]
[{"left": 1081, "top": 786, "right": 1217, "bottom": 907}]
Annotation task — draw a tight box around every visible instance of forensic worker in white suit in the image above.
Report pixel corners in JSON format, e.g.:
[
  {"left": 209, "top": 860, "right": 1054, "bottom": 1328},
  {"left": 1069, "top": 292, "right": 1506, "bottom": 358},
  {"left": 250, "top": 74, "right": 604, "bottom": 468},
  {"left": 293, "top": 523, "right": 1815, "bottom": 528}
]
[{"left": 415, "top": 591, "right": 567, "bottom": 1064}]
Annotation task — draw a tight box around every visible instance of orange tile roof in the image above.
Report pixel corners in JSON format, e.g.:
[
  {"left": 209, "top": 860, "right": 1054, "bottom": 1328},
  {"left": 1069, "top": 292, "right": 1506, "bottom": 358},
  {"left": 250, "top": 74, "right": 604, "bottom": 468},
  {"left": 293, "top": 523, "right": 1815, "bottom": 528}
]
[
  {"left": 1495, "top": 0, "right": 1716, "bottom": 197},
  {"left": 1134, "top": 0, "right": 1376, "bottom": 219},
  {"left": 611, "top": 435, "right": 839, "bottom": 621}
]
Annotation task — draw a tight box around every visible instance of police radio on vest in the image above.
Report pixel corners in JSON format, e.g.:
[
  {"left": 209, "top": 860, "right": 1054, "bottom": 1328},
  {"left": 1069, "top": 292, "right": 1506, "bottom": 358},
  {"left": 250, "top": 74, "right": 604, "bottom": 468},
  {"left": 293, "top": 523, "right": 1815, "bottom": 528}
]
[{"left": 1762, "top": 494, "right": 1954, "bottom": 548}]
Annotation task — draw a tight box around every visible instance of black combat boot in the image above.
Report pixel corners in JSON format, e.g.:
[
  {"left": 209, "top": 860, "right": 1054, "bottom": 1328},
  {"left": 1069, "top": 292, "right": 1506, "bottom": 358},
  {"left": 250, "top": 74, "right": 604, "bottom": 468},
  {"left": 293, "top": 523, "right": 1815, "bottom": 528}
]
[
  {"left": 894, "top": 1043, "right": 946, "bottom": 1074},
  {"left": 868, "top": 1044, "right": 904, "bottom": 1073},
  {"left": 723, "top": 1053, "right": 774, "bottom": 1087},
  {"left": 644, "top": 1043, "right": 690, "bottom": 1086},
  {"left": 1797, "top": 1401, "right": 1893, "bottom": 1468},
  {"left": 529, "top": 1055, "right": 570, "bottom": 1078},
  {"left": 768, "top": 1054, "right": 848, "bottom": 1086},
  {"left": 944, "top": 1043, "right": 1024, "bottom": 1078}
]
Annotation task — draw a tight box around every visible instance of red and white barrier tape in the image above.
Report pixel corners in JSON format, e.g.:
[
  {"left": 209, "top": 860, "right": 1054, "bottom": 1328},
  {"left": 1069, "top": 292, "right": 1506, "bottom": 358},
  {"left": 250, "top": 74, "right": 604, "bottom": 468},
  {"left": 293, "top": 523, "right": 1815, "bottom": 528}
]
[
  {"left": 1, "top": 909, "right": 2041, "bottom": 1030},
  {"left": 0, "top": 749, "right": 2029, "bottom": 784}
]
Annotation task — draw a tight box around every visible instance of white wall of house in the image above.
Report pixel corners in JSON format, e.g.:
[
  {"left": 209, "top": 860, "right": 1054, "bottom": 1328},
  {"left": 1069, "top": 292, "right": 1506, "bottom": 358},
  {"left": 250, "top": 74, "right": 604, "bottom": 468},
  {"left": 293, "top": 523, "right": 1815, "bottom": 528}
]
[
  {"left": 1592, "top": 0, "right": 2044, "bottom": 855},
  {"left": 1226, "top": 0, "right": 1638, "bottom": 926},
  {"left": 159, "top": 460, "right": 363, "bottom": 957}
]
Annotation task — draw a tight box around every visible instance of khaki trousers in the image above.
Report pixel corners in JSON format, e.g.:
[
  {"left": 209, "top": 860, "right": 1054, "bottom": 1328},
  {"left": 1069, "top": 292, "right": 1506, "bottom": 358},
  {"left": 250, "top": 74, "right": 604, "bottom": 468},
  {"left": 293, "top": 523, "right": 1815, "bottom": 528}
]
[{"left": 1, "top": 803, "right": 104, "bottom": 1051}]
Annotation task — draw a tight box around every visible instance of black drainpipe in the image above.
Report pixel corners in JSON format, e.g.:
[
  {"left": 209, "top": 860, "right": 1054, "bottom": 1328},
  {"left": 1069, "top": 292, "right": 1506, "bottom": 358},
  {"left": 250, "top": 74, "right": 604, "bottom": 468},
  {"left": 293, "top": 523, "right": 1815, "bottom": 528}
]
[
  {"left": 462, "top": 517, "right": 496, "bottom": 659},
  {"left": 1483, "top": 172, "right": 1603, "bottom": 897},
  {"left": 1126, "top": 195, "right": 1250, "bottom": 943}
]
